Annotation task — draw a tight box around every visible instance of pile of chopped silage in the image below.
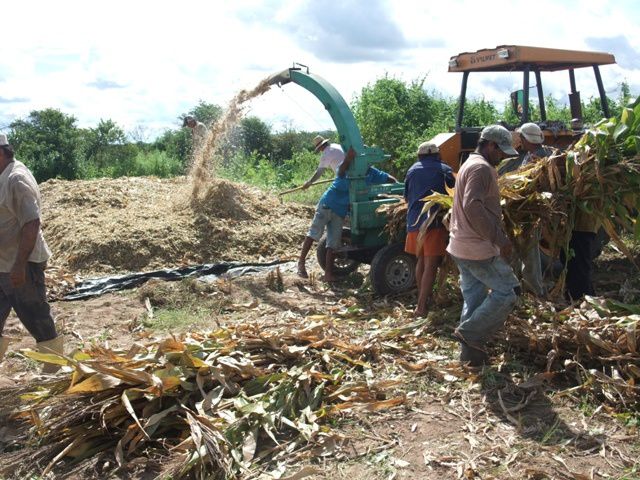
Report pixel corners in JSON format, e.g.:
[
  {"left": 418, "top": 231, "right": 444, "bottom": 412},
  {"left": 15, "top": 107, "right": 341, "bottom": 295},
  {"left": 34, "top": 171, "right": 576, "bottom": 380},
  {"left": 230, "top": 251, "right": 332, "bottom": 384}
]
[{"left": 40, "top": 176, "right": 313, "bottom": 277}]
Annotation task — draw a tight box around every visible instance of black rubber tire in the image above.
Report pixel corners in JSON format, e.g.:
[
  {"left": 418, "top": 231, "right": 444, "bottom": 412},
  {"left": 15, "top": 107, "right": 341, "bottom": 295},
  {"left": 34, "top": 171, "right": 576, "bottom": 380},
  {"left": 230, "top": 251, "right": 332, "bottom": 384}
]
[
  {"left": 370, "top": 243, "right": 416, "bottom": 295},
  {"left": 316, "top": 228, "right": 360, "bottom": 277}
]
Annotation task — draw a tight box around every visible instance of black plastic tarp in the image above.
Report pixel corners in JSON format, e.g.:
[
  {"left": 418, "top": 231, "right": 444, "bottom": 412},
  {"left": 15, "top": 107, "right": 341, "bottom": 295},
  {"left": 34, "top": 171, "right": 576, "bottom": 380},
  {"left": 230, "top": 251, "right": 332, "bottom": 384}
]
[{"left": 63, "top": 260, "right": 286, "bottom": 300}]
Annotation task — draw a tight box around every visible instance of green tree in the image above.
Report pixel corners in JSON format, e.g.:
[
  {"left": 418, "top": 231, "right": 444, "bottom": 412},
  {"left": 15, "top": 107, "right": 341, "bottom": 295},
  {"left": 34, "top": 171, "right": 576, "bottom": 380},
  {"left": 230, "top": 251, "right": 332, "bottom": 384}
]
[
  {"left": 239, "top": 116, "right": 272, "bottom": 157},
  {"left": 9, "top": 109, "right": 81, "bottom": 181},
  {"left": 461, "top": 98, "right": 500, "bottom": 127},
  {"left": 82, "top": 119, "right": 139, "bottom": 175},
  {"left": 352, "top": 75, "right": 442, "bottom": 172},
  {"left": 188, "top": 101, "right": 222, "bottom": 126}
]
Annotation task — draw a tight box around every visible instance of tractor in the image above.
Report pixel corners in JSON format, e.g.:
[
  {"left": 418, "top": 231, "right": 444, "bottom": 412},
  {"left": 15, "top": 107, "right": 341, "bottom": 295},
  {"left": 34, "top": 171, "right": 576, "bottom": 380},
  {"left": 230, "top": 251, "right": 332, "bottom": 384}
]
[{"left": 431, "top": 45, "right": 617, "bottom": 170}]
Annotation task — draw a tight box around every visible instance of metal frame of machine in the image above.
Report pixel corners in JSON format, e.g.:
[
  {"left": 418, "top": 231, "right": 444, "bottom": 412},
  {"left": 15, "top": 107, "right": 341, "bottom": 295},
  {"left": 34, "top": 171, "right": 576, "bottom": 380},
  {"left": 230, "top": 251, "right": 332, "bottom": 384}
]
[{"left": 267, "top": 65, "right": 413, "bottom": 294}]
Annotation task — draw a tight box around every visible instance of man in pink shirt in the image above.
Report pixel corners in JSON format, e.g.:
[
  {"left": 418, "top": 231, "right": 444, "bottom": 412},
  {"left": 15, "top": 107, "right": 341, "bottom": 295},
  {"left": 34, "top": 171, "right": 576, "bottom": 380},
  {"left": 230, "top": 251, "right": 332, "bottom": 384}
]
[{"left": 447, "top": 125, "right": 520, "bottom": 367}]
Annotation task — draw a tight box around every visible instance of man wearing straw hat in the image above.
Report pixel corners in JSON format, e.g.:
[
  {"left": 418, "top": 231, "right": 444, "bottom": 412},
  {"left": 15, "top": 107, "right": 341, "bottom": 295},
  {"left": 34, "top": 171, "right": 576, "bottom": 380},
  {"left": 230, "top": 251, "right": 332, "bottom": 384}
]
[
  {"left": 301, "top": 135, "right": 344, "bottom": 190},
  {"left": 297, "top": 146, "right": 396, "bottom": 280},
  {"left": 0, "top": 133, "right": 63, "bottom": 373}
]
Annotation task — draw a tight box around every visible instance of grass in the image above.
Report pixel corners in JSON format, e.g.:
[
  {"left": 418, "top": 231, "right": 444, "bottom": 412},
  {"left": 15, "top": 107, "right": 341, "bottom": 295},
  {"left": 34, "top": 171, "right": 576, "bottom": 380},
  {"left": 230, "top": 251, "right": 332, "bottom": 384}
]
[
  {"left": 219, "top": 150, "right": 332, "bottom": 205},
  {"left": 540, "top": 416, "right": 562, "bottom": 445},
  {"left": 143, "top": 306, "right": 215, "bottom": 331}
]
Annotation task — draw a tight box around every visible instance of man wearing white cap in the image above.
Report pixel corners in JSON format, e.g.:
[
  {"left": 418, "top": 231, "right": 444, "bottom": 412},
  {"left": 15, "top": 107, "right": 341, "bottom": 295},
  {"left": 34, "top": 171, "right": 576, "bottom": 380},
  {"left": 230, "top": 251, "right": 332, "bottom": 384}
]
[
  {"left": 497, "top": 122, "right": 552, "bottom": 176},
  {"left": 0, "top": 134, "right": 62, "bottom": 373},
  {"left": 517, "top": 122, "right": 553, "bottom": 166},
  {"left": 447, "top": 125, "right": 520, "bottom": 367},
  {"left": 404, "top": 141, "right": 455, "bottom": 317},
  {"left": 514, "top": 123, "right": 553, "bottom": 297},
  {"left": 301, "top": 135, "right": 344, "bottom": 189}
]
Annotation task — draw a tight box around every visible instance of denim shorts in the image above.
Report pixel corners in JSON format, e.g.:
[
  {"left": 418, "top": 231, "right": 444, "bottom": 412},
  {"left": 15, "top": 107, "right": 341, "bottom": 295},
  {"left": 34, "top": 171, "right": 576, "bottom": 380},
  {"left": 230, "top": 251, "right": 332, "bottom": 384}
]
[{"left": 307, "top": 205, "right": 344, "bottom": 249}]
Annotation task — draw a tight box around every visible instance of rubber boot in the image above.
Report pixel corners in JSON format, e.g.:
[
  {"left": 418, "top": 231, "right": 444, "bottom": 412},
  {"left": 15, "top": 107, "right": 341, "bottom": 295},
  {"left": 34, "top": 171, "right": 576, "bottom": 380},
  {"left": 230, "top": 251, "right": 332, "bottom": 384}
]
[
  {"left": 0, "top": 337, "right": 9, "bottom": 362},
  {"left": 459, "top": 343, "right": 489, "bottom": 367},
  {"left": 36, "top": 336, "right": 64, "bottom": 374}
]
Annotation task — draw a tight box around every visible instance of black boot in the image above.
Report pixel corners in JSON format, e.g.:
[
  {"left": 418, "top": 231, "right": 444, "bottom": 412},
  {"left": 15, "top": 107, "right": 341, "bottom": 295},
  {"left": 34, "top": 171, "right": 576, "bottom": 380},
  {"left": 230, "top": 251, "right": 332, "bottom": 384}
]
[{"left": 459, "top": 343, "right": 489, "bottom": 367}]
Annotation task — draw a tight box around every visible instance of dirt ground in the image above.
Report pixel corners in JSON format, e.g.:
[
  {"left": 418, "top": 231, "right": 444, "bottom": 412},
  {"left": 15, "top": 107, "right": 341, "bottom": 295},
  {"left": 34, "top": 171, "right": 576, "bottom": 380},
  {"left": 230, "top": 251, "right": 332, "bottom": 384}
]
[
  {"left": 1, "top": 255, "right": 638, "bottom": 479},
  {"left": 1, "top": 176, "right": 639, "bottom": 479}
]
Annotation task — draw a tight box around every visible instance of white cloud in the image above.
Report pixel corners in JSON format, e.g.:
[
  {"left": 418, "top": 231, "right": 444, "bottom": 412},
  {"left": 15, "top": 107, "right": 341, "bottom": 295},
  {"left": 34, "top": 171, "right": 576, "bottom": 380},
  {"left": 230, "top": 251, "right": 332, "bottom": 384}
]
[{"left": 1, "top": 0, "right": 638, "bottom": 136}]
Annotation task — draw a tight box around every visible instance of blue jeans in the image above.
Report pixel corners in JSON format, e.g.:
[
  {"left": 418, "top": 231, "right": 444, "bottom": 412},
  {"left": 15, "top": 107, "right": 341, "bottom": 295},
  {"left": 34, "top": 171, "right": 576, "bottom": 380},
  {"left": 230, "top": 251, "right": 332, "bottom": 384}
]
[{"left": 452, "top": 255, "right": 519, "bottom": 345}]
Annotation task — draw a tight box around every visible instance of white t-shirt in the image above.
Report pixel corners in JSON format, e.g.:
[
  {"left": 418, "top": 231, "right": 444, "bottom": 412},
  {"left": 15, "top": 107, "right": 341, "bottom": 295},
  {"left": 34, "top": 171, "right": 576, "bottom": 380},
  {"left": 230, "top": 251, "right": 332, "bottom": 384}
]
[
  {"left": 0, "top": 160, "right": 51, "bottom": 271},
  {"left": 319, "top": 144, "right": 344, "bottom": 173}
]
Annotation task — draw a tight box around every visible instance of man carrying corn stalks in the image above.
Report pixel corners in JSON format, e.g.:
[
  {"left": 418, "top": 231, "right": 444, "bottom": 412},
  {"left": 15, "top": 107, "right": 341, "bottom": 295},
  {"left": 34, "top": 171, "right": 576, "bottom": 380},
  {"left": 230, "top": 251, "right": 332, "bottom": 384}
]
[
  {"left": 447, "top": 125, "right": 520, "bottom": 367},
  {"left": 514, "top": 123, "right": 554, "bottom": 297},
  {"left": 404, "top": 141, "right": 455, "bottom": 317}
]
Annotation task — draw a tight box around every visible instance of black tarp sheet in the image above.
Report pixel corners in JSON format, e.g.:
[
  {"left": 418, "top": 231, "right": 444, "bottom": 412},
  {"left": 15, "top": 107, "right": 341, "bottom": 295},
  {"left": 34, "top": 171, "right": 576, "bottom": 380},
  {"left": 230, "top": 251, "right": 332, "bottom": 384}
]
[{"left": 63, "top": 260, "right": 286, "bottom": 300}]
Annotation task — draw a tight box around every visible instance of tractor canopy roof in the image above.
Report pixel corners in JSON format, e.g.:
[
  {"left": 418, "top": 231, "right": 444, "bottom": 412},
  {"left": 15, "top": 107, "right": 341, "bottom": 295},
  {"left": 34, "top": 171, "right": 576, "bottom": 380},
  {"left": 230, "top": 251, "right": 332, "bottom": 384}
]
[{"left": 448, "top": 45, "right": 616, "bottom": 73}]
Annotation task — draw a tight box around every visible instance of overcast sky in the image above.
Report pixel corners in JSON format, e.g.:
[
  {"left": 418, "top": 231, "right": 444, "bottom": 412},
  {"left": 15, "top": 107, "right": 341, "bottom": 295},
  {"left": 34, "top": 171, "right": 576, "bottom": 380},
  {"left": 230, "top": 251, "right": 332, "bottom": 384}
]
[{"left": 1, "top": 0, "right": 639, "bottom": 140}]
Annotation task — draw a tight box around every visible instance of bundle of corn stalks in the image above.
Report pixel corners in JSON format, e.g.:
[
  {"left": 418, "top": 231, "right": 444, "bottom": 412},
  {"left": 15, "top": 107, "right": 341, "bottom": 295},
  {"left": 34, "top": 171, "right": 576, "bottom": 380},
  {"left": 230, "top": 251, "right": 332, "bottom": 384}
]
[
  {"left": 377, "top": 197, "right": 407, "bottom": 242},
  {"left": 0, "top": 320, "right": 404, "bottom": 479},
  {"left": 503, "top": 296, "right": 640, "bottom": 411}
]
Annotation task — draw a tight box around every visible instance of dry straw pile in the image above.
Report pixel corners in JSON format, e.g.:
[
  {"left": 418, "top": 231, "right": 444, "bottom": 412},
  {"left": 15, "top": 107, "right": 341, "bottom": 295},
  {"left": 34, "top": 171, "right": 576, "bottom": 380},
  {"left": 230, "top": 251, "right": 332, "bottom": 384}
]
[{"left": 41, "top": 176, "right": 312, "bottom": 278}]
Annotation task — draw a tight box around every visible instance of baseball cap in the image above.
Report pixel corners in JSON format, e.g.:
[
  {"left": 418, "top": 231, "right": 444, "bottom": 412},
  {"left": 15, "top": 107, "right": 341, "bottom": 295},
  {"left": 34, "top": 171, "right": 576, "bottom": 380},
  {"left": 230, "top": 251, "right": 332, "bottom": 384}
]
[
  {"left": 0, "top": 134, "right": 8, "bottom": 146},
  {"left": 516, "top": 123, "right": 545, "bottom": 144},
  {"left": 417, "top": 141, "right": 439, "bottom": 155},
  {"left": 480, "top": 125, "right": 518, "bottom": 156}
]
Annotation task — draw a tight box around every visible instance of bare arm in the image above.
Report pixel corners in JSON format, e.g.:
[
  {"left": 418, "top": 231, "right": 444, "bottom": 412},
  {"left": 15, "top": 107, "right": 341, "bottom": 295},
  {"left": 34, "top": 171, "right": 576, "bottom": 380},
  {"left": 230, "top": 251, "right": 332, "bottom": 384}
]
[
  {"left": 303, "top": 167, "right": 326, "bottom": 189},
  {"left": 337, "top": 147, "right": 356, "bottom": 177},
  {"left": 10, "top": 219, "right": 40, "bottom": 288}
]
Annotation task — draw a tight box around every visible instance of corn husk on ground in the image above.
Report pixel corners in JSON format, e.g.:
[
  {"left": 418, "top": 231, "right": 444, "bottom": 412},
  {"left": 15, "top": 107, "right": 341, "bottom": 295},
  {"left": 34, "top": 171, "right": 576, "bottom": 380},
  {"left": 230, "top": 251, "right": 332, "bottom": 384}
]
[
  {"left": 377, "top": 99, "right": 640, "bottom": 412},
  {"left": 504, "top": 295, "right": 640, "bottom": 411},
  {"left": 1, "top": 320, "right": 407, "bottom": 479}
]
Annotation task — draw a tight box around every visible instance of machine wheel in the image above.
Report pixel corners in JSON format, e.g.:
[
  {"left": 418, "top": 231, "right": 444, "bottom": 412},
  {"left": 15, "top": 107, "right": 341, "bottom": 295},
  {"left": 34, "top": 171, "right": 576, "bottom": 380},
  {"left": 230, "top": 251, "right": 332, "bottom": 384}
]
[
  {"left": 316, "top": 228, "right": 360, "bottom": 277},
  {"left": 370, "top": 243, "right": 416, "bottom": 295}
]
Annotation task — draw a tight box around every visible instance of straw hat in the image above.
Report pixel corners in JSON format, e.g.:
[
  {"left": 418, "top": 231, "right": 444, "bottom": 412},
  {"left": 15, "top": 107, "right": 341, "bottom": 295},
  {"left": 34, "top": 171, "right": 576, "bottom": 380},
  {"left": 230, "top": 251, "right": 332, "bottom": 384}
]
[{"left": 313, "top": 135, "right": 330, "bottom": 152}]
